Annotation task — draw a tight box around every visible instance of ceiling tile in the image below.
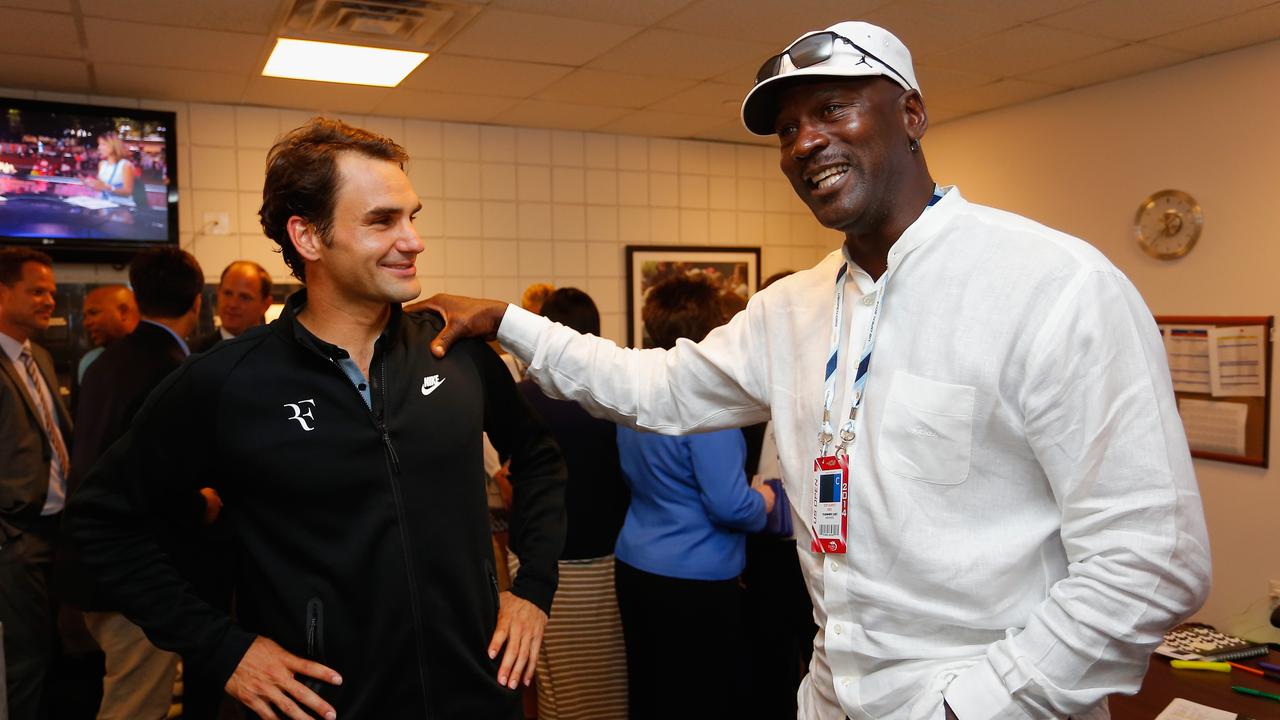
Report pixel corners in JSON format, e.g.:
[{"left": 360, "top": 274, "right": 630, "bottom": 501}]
[
  {"left": 587, "top": 28, "right": 775, "bottom": 81},
  {"left": 0, "top": 8, "right": 82, "bottom": 59},
  {"left": 84, "top": 18, "right": 268, "bottom": 74},
  {"left": 400, "top": 55, "right": 571, "bottom": 98},
  {"left": 95, "top": 63, "right": 248, "bottom": 104},
  {"left": 535, "top": 69, "right": 696, "bottom": 108},
  {"left": 1147, "top": 2, "right": 1280, "bottom": 55},
  {"left": 0, "top": 53, "right": 89, "bottom": 93},
  {"left": 242, "top": 77, "right": 391, "bottom": 115},
  {"left": 913, "top": 0, "right": 1095, "bottom": 25},
  {"left": 1034, "top": 0, "right": 1276, "bottom": 42},
  {"left": 0, "top": 0, "right": 72, "bottom": 10},
  {"left": 81, "top": 0, "right": 284, "bottom": 34},
  {"left": 862, "top": 2, "right": 1028, "bottom": 60},
  {"left": 371, "top": 90, "right": 520, "bottom": 123},
  {"left": 924, "top": 77, "right": 1063, "bottom": 114},
  {"left": 928, "top": 24, "right": 1124, "bottom": 78},
  {"left": 442, "top": 9, "right": 641, "bottom": 66},
  {"left": 597, "top": 110, "right": 725, "bottom": 138},
  {"left": 1021, "top": 42, "right": 1196, "bottom": 88},
  {"left": 499, "top": 99, "right": 631, "bottom": 130},
  {"left": 486, "top": 0, "right": 696, "bottom": 26},
  {"left": 659, "top": 0, "right": 885, "bottom": 46},
  {"left": 913, "top": 65, "right": 1001, "bottom": 98},
  {"left": 646, "top": 81, "right": 746, "bottom": 118},
  {"left": 691, "top": 118, "right": 772, "bottom": 146},
  {"left": 711, "top": 56, "right": 765, "bottom": 86}
]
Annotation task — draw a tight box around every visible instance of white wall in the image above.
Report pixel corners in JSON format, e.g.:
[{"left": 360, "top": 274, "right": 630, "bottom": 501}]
[
  {"left": 927, "top": 39, "right": 1280, "bottom": 641},
  {"left": 3, "top": 88, "right": 837, "bottom": 346}
]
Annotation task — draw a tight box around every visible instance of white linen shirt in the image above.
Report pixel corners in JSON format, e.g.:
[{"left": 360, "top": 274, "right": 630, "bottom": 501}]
[{"left": 498, "top": 187, "right": 1211, "bottom": 720}]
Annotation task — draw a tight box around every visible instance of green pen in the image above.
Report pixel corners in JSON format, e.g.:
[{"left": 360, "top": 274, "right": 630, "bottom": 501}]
[{"left": 1233, "top": 685, "right": 1280, "bottom": 703}]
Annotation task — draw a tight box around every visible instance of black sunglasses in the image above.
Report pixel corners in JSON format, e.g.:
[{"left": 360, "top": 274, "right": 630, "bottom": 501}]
[{"left": 754, "top": 31, "right": 912, "bottom": 90}]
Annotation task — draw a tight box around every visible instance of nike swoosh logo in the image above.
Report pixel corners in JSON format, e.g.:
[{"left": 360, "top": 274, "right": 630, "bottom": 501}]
[{"left": 421, "top": 376, "right": 445, "bottom": 396}]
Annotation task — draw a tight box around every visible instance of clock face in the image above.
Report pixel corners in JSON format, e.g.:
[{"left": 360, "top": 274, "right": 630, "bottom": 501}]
[{"left": 1135, "top": 190, "right": 1202, "bottom": 260}]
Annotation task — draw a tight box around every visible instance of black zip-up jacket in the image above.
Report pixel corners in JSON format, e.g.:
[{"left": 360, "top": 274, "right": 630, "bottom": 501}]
[{"left": 67, "top": 292, "right": 568, "bottom": 718}]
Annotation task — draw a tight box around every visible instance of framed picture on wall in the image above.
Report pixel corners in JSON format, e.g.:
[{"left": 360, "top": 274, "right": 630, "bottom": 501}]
[{"left": 624, "top": 245, "right": 761, "bottom": 348}]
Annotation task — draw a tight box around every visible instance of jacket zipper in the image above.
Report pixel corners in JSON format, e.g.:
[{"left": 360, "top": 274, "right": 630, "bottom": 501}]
[
  {"left": 317, "top": 346, "right": 432, "bottom": 715},
  {"left": 374, "top": 352, "right": 432, "bottom": 716}
]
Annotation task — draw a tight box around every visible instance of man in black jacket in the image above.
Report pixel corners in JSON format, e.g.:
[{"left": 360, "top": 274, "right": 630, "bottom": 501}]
[
  {"left": 63, "top": 247, "right": 205, "bottom": 718},
  {"left": 68, "top": 118, "right": 568, "bottom": 720}
]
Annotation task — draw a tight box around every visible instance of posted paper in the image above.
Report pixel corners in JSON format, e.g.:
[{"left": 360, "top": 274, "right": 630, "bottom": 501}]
[
  {"left": 1208, "top": 325, "right": 1267, "bottom": 397},
  {"left": 1178, "top": 398, "right": 1248, "bottom": 456}
]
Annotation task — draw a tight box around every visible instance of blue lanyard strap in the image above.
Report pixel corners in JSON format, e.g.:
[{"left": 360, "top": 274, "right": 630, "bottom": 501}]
[{"left": 818, "top": 185, "right": 945, "bottom": 455}]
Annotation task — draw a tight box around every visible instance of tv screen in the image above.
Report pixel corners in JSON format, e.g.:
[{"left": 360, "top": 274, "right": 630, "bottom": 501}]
[{"left": 0, "top": 97, "right": 178, "bottom": 260}]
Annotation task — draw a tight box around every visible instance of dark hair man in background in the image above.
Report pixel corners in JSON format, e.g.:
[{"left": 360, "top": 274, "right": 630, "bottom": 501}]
[
  {"left": 190, "top": 260, "right": 274, "bottom": 354},
  {"left": 78, "top": 285, "right": 138, "bottom": 382},
  {"left": 421, "top": 20, "right": 1210, "bottom": 720},
  {"left": 0, "top": 246, "right": 71, "bottom": 720},
  {"left": 68, "top": 118, "right": 567, "bottom": 720},
  {"left": 60, "top": 247, "right": 206, "bottom": 719}
]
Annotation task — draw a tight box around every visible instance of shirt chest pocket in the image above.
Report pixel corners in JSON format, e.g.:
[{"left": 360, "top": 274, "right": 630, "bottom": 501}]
[{"left": 876, "top": 370, "right": 975, "bottom": 485}]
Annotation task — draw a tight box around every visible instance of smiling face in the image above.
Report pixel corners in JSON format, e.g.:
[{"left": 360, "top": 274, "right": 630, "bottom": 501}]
[
  {"left": 216, "top": 264, "right": 272, "bottom": 337},
  {"left": 0, "top": 261, "right": 56, "bottom": 342},
  {"left": 306, "top": 152, "right": 425, "bottom": 306},
  {"left": 773, "top": 77, "right": 920, "bottom": 236},
  {"left": 82, "top": 286, "right": 136, "bottom": 346}
]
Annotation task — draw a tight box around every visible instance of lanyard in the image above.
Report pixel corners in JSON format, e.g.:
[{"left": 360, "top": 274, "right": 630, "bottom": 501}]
[{"left": 818, "top": 186, "right": 945, "bottom": 456}]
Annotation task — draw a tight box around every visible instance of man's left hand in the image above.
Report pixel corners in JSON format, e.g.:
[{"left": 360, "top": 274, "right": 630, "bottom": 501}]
[{"left": 487, "top": 590, "right": 547, "bottom": 689}]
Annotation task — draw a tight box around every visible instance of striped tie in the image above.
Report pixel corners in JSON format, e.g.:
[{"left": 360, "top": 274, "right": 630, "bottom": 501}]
[{"left": 20, "top": 349, "right": 69, "bottom": 512}]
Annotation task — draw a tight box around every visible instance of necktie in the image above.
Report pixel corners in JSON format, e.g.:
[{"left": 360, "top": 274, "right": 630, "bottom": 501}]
[{"left": 20, "top": 348, "right": 68, "bottom": 513}]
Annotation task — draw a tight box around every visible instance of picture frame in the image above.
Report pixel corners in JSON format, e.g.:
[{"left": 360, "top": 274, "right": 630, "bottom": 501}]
[{"left": 624, "top": 245, "right": 762, "bottom": 348}]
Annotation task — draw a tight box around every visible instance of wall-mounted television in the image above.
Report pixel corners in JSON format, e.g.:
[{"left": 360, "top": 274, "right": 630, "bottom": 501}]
[{"left": 0, "top": 97, "right": 178, "bottom": 262}]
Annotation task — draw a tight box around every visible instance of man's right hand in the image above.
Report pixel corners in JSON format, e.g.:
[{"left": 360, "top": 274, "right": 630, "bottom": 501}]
[
  {"left": 752, "top": 478, "right": 777, "bottom": 514},
  {"left": 403, "top": 294, "right": 508, "bottom": 358},
  {"left": 225, "top": 636, "right": 342, "bottom": 720}
]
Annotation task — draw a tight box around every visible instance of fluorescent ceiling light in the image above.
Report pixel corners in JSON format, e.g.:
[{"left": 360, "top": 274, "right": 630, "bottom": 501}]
[{"left": 262, "top": 38, "right": 427, "bottom": 87}]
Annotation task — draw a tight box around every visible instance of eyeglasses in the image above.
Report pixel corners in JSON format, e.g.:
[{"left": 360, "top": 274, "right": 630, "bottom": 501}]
[{"left": 754, "top": 31, "right": 912, "bottom": 90}]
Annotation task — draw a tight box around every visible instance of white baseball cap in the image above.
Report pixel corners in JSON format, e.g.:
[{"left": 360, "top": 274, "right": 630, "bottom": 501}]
[{"left": 741, "top": 21, "right": 920, "bottom": 136}]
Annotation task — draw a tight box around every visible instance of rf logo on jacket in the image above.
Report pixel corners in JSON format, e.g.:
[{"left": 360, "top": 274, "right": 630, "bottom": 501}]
[{"left": 284, "top": 398, "right": 316, "bottom": 431}]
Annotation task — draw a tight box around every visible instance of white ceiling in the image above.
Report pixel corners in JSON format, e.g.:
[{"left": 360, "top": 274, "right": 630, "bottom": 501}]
[{"left": 2, "top": 0, "right": 1279, "bottom": 145}]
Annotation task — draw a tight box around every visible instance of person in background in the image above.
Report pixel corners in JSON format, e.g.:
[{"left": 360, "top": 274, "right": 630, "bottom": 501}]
[
  {"left": 0, "top": 247, "right": 71, "bottom": 720},
  {"left": 67, "top": 118, "right": 568, "bottom": 720},
  {"left": 78, "top": 285, "right": 138, "bottom": 382},
  {"left": 420, "top": 19, "right": 1211, "bottom": 720},
  {"left": 60, "top": 247, "right": 207, "bottom": 720},
  {"left": 612, "top": 275, "right": 776, "bottom": 720},
  {"left": 507, "top": 288, "right": 630, "bottom": 720},
  {"left": 190, "top": 260, "right": 274, "bottom": 354}
]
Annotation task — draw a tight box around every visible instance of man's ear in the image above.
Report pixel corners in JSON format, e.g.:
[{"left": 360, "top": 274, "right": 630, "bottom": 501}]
[
  {"left": 288, "top": 216, "right": 323, "bottom": 264},
  {"left": 901, "top": 89, "right": 928, "bottom": 146}
]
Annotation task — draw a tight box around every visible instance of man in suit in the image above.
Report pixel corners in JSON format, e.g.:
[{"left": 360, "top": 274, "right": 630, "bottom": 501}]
[
  {"left": 190, "top": 260, "right": 273, "bottom": 353},
  {"left": 0, "top": 246, "right": 72, "bottom": 720},
  {"left": 77, "top": 285, "right": 138, "bottom": 383},
  {"left": 66, "top": 247, "right": 207, "bottom": 719}
]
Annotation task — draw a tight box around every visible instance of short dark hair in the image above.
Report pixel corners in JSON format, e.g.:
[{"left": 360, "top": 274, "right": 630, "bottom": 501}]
[
  {"left": 219, "top": 260, "right": 272, "bottom": 299},
  {"left": 129, "top": 248, "right": 203, "bottom": 318},
  {"left": 642, "top": 275, "right": 726, "bottom": 350},
  {"left": 540, "top": 288, "right": 600, "bottom": 336},
  {"left": 0, "top": 247, "right": 53, "bottom": 286},
  {"left": 259, "top": 117, "right": 409, "bottom": 283}
]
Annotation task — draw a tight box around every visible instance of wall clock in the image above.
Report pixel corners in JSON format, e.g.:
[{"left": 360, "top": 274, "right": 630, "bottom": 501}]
[{"left": 1135, "top": 189, "right": 1202, "bottom": 260}]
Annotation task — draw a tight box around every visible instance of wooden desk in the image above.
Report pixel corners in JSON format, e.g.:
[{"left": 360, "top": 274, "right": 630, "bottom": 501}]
[{"left": 1111, "top": 650, "right": 1280, "bottom": 719}]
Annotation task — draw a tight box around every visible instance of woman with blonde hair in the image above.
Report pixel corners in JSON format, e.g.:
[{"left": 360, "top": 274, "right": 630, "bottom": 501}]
[{"left": 84, "top": 131, "right": 145, "bottom": 207}]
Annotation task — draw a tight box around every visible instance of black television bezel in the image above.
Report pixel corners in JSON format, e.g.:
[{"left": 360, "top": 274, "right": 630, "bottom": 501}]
[{"left": 0, "top": 96, "right": 179, "bottom": 263}]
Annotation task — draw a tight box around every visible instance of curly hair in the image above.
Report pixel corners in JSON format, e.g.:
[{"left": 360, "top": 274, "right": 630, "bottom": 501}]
[{"left": 258, "top": 118, "right": 408, "bottom": 282}]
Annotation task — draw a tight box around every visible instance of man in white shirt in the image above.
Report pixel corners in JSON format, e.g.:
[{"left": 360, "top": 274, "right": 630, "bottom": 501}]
[{"left": 420, "top": 21, "right": 1211, "bottom": 720}]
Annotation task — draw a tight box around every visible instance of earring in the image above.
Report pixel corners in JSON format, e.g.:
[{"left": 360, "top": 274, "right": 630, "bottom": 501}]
[{"left": 909, "top": 138, "right": 920, "bottom": 153}]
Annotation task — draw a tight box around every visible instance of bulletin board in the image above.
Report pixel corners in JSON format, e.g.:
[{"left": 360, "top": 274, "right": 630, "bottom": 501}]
[{"left": 1156, "top": 315, "right": 1273, "bottom": 467}]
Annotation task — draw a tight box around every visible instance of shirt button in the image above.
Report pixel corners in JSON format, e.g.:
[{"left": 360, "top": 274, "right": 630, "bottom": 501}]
[
  {"left": 833, "top": 623, "right": 843, "bottom": 635},
  {"left": 841, "top": 677, "right": 850, "bottom": 689},
  {"left": 829, "top": 560, "right": 840, "bottom": 572},
  {"left": 862, "top": 294, "right": 875, "bottom": 305}
]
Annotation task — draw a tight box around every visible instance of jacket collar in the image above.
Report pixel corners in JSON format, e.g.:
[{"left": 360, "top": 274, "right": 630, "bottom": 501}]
[{"left": 277, "top": 288, "right": 401, "bottom": 360}]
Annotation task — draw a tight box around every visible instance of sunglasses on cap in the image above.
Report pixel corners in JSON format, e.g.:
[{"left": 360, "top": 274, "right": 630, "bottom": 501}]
[{"left": 754, "top": 31, "right": 912, "bottom": 90}]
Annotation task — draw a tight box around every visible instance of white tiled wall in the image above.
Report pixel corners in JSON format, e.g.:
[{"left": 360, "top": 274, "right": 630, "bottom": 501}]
[{"left": 4, "top": 88, "right": 839, "bottom": 345}]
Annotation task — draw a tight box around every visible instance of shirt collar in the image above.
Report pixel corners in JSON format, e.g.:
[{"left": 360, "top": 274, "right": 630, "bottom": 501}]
[
  {"left": 139, "top": 319, "right": 190, "bottom": 357},
  {"left": 0, "top": 330, "right": 28, "bottom": 362},
  {"left": 841, "top": 184, "right": 964, "bottom": 277}
]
